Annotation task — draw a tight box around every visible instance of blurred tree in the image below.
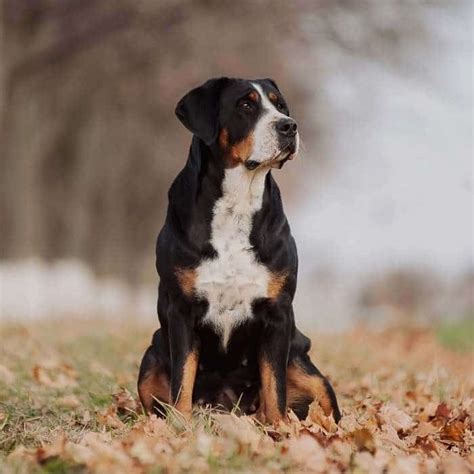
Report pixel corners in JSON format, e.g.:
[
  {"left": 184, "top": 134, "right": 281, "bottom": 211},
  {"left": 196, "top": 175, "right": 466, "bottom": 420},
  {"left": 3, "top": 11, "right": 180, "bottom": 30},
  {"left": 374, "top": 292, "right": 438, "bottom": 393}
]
[{"left": 0, "top": 0, "right": 430, "bottom": 284}]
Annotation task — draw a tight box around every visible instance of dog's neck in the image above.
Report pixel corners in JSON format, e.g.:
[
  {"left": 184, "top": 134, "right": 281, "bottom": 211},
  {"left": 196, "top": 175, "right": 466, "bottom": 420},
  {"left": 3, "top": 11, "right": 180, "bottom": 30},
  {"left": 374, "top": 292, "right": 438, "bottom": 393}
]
[{"left": 191, "top": 136, "right": 270, "bottom": 205}]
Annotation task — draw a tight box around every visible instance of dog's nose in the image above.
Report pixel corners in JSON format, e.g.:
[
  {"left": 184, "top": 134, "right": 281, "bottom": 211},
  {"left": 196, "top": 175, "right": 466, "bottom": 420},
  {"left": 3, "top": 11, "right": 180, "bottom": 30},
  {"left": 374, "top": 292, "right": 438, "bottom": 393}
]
[{"left": 276, "top": 118, "right": 297, "bottom": 137}]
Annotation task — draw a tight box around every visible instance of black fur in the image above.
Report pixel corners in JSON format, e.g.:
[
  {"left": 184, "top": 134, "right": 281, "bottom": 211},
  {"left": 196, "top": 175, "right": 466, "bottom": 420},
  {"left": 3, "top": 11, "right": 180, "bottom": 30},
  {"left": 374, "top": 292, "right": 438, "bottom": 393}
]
[{"left": 138, "top": 77, "right": 340, "bottom": 423}]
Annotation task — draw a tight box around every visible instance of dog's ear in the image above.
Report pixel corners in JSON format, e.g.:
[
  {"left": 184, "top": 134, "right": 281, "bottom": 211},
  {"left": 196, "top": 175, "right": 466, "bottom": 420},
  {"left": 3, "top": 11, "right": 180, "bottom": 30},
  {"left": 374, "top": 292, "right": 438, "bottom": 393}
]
[
  {"left": 175, "top": 77, "right": 229, "bottom": 145},
  {"left": 263, "top": 78, "right": 280, "bottom": 92}
]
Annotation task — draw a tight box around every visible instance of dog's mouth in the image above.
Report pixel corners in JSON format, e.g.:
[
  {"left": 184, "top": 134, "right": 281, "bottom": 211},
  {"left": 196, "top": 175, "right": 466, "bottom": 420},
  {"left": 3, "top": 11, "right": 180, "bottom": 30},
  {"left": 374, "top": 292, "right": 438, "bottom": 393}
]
[{"left": 245, "top": 145, "right": 296, "bottom": 171}]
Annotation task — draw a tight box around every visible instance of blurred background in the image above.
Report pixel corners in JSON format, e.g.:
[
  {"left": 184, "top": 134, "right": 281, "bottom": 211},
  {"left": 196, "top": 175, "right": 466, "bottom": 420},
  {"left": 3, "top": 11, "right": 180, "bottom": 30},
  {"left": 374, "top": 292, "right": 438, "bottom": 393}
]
[{"left": 0, "top": 0, "right": 472, "bottom": 331}]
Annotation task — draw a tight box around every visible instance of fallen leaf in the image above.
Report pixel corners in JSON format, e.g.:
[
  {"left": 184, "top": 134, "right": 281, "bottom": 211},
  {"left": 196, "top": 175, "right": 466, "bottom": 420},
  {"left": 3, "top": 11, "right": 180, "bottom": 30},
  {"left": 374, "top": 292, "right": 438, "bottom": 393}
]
[
  {"left": 32, "top": 364, "right": 77, "bottom": 388},
  {"left": 57, "top": 395, "right": 81, "bottom": 408},
  {"left": 440, "top": 420, "right": 465, "bottom": 443},
  {"left": 35, "top": 434, "right": 67, "bottom": 464},
  {"left": 97, "top": 406, "right": 125, "bottom": 430},
  {"left": 379, "top": 404, "right": 414, "bottom": 433},
  {"left": 112, "top": 388, "right": 139, "bottom": 413},
  {"left": 414, "top": 436, "right": 438, "bottom": 456},
  {"left": 418, "top": 402, "right": 439, "bottom": 422},
  {"left": 435, "top": 402, "right": 451, "bottom": 420},
  {"left": 412, "top": 421, "right": 439, "bottom": 437},
  {"left": 287, "top": 434, "right": 327, "bottom": 470},
  {"left": 351, "top": 428, "right": 376, "bottom": 454},
  {"left": 308, "top": 401, "right": 338, "bottom": 433}
]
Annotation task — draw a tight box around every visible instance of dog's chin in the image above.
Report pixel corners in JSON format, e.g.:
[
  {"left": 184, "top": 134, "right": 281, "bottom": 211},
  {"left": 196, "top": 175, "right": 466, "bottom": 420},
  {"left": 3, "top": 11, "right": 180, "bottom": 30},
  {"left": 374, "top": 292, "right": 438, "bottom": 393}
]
[{"left": 245, "top": 149, "right": 297, "bottom": 171}]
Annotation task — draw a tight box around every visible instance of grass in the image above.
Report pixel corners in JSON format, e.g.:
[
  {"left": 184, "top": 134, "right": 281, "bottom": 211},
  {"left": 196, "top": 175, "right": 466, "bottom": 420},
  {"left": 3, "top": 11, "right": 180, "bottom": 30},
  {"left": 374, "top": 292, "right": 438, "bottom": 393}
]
[
  {"left": 0, "top": 319, "right": 472, "bottom": 473},
  {"left": 436, "top": 316, "right": 474, "bottom": 352}
]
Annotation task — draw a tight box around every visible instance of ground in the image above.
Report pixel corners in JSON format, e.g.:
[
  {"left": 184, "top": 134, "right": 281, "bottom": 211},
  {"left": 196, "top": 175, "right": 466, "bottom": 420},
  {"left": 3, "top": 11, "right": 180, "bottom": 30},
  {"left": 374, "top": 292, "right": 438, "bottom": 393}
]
[{"left": 0, "top": 319, "right": 472, "bottom": 473}]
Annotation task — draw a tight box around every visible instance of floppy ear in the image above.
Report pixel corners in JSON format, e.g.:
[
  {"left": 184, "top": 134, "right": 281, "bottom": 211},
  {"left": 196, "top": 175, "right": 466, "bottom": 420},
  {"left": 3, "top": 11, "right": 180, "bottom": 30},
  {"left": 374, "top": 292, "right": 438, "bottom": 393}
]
[
  {"left": 263, "top": 78, "right": 280, "bottom": 91},
  {"left": 175, "top": 77, "right": 229, "bottom": 145}
]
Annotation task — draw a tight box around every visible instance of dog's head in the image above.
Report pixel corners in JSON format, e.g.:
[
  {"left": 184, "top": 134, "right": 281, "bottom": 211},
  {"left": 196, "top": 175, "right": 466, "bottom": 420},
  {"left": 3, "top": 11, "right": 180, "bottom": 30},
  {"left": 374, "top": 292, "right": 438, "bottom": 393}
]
[{"left": 175, "top": 77, "right": 299, "bottom": 169}]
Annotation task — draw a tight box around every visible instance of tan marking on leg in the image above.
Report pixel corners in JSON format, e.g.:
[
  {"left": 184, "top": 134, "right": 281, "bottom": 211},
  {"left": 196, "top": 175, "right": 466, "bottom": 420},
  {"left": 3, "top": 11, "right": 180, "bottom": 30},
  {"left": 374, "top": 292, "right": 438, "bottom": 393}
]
[
  {"left": 174, "top": 350, "right": 199, "bottom": 418},
  {"left": 259, "top": 358, "right": 284, "bottom": 424},
  {"left": 267, "top": 272, "right": 287, "bottom": 301},
  {"left": 175, "top": 268, "right": 197, "bottom": 298},
  {"left": 287, "top": 363, "right": 333, "bottom": 416},
  {"left": 138, "top": 370, "right": 170, "bottom": 414}
]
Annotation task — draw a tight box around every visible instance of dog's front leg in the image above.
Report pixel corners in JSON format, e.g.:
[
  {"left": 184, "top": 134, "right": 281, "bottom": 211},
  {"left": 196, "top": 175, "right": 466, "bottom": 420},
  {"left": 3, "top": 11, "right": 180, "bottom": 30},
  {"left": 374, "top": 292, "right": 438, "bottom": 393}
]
[
  {"left": 168, "top": 303, "right": 199, "bottom": 419},
  {"left": 258, "top": 305, "right": 291, "bottom": 425}
]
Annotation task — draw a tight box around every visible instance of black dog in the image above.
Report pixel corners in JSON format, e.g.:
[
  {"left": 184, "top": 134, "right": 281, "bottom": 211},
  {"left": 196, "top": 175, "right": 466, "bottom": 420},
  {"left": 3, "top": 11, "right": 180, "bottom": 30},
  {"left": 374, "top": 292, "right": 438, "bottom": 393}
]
[{"left": 138, "top": 77, "right": 340, "bottom": 424}]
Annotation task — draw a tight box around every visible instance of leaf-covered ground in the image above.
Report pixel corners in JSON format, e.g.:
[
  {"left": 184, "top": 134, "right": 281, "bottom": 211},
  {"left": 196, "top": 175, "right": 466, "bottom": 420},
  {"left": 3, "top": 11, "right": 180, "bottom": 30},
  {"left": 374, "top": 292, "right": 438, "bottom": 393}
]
[{"left": 0, "top": 319, "right": 472, "bottom": 473}]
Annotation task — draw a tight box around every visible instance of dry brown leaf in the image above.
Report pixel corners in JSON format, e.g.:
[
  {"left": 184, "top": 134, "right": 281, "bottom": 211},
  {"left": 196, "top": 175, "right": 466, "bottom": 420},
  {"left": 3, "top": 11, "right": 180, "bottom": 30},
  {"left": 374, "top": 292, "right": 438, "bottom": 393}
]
[
  {"left": 414, "top": 436, "right": 439, "bottom": 457},
  {"left": 440, "top": 453, "right": 472, "bottom": 474},
  {"left": 112, "top": 388, "right": 139, "bottom": 413},
  {"left": 351, "top": 428, "right": 376, "bottom": 454},
  {"left": 412, "top": 421, "right": 439, "bottom": 437},
  {"left": 440, "top": 420, "right": 465, "bottom": 443},
  {"left": 35, "top": 434, "right": 67, "bottom": 464},
  {"left": 418, "top": 401, "right": 439, "bottom": 422},
  {"left": 7, "top": 445, "right": 36, "bottom": 463},
  {"left": 97, "top": 406, "right": 125, "bottom": 430},
  {"left": 435, "top": 402, "right": 451, "bottom": 420},
  {"left": 139, "top": 414, "right": 174, "bottom": 439},
  {"left": 388, "top": 454, "right": 421, "bottom": 474},
  {"left": 32, "top": 364, "right": 77, "bottom": 388},
  {"left": 308, "top": 401, "right": 338, "bottom": 433},
  {"left": 128, "top": 438, "right": 158, "bottom": 465},
  {"left": 56, "top": 394, "right": 81, "bottom": 408},
  {"left": 379, "top": 424, "right": 407, "bottom": 451},
  {"left": 214, "top": 414, "right": 263, "bottom": 451},
  {"left": 338, "top": 413, "right": 360, "bottom": 433},
  {"left": 287, "top": 434, "right": 327, "bottom": 471},
  {"left": 379, "top": 404, "right": 414, "bottom": 433}
]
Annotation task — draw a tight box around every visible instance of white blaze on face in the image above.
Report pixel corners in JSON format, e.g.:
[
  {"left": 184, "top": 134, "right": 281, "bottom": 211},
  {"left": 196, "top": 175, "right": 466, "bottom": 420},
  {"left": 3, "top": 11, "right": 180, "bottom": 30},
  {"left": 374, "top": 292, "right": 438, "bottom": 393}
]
[{"left": 248, "top": 83, "right": 299, "bottom": 165}]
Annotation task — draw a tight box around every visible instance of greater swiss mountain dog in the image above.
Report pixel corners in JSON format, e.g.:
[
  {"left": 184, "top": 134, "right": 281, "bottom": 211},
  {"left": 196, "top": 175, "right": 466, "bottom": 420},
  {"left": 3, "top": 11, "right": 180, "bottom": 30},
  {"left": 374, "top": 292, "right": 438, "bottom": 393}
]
[{"left": 138, "top": 77, "right": 341, "bottom": 425}]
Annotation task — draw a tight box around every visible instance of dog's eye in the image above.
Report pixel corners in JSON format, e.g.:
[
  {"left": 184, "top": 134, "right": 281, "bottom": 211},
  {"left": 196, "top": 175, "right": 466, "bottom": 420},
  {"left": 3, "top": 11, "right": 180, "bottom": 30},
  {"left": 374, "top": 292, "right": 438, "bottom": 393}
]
[
  {"left": 239, "top": 100, "right": 253, "bottom": 111},
  {"left": 277, "top": 102, "right": 286, "bottom": 111}
]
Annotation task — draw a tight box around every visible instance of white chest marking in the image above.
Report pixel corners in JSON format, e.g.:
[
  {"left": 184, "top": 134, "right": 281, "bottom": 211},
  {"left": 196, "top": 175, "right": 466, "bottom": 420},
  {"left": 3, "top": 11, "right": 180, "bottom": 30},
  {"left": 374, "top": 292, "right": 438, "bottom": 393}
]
[{"left": 195, "top": 167, "right": 270, "bottom": 349}]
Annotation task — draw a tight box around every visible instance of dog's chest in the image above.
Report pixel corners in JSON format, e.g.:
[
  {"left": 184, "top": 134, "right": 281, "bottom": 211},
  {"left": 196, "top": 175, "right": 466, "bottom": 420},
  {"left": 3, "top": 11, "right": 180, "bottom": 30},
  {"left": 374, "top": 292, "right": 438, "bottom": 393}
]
[{"left": 194, "top": 168, "right": 270, "bottom": 348}]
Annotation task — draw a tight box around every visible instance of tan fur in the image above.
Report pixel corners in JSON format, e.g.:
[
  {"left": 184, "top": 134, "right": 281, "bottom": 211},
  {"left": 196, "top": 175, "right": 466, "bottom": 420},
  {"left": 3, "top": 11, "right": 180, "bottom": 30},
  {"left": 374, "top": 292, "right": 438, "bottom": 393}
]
[
  {"left": 286, "top": 363, "right": 333, "bottom": 416},
  {"left": 176, "top": 268, "right": 197, "bottom": 297},
  {"left": 219, "top": 127, "right": 230, "bottom": 148},
  {"left": 230, "top": 134, "right": 254, "bottom": 163},
  {"left": 219, "top": 128, "right": 254, "bottom": 168},
  {"left": 259, "top": 358, "right": 284, "bottom": 423},
  {"left": 267, "top": 272, "right": 287, "bottom": 301},
  {"left": 175, "top": 350, "right": 199, "bottom": 417},
  {"left": 138, "top": 369, "right": 170, "bottom": 414}
]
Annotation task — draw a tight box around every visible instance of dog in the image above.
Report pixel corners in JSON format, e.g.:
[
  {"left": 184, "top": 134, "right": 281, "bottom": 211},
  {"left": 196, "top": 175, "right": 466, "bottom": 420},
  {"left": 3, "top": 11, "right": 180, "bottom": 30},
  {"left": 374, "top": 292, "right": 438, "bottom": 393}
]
[{"left": 138, "top": 77, "right": 341, "bottom": 425}]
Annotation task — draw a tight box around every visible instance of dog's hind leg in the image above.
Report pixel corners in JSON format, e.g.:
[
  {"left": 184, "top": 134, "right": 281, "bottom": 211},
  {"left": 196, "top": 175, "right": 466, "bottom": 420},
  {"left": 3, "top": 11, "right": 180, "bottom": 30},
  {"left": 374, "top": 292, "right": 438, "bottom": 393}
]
[
  {"left": 138, "top": 341, "right": 170, "bottom": 415},
  {"left": 286, "top": 354, "right": 341, "bottom": 422}
]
